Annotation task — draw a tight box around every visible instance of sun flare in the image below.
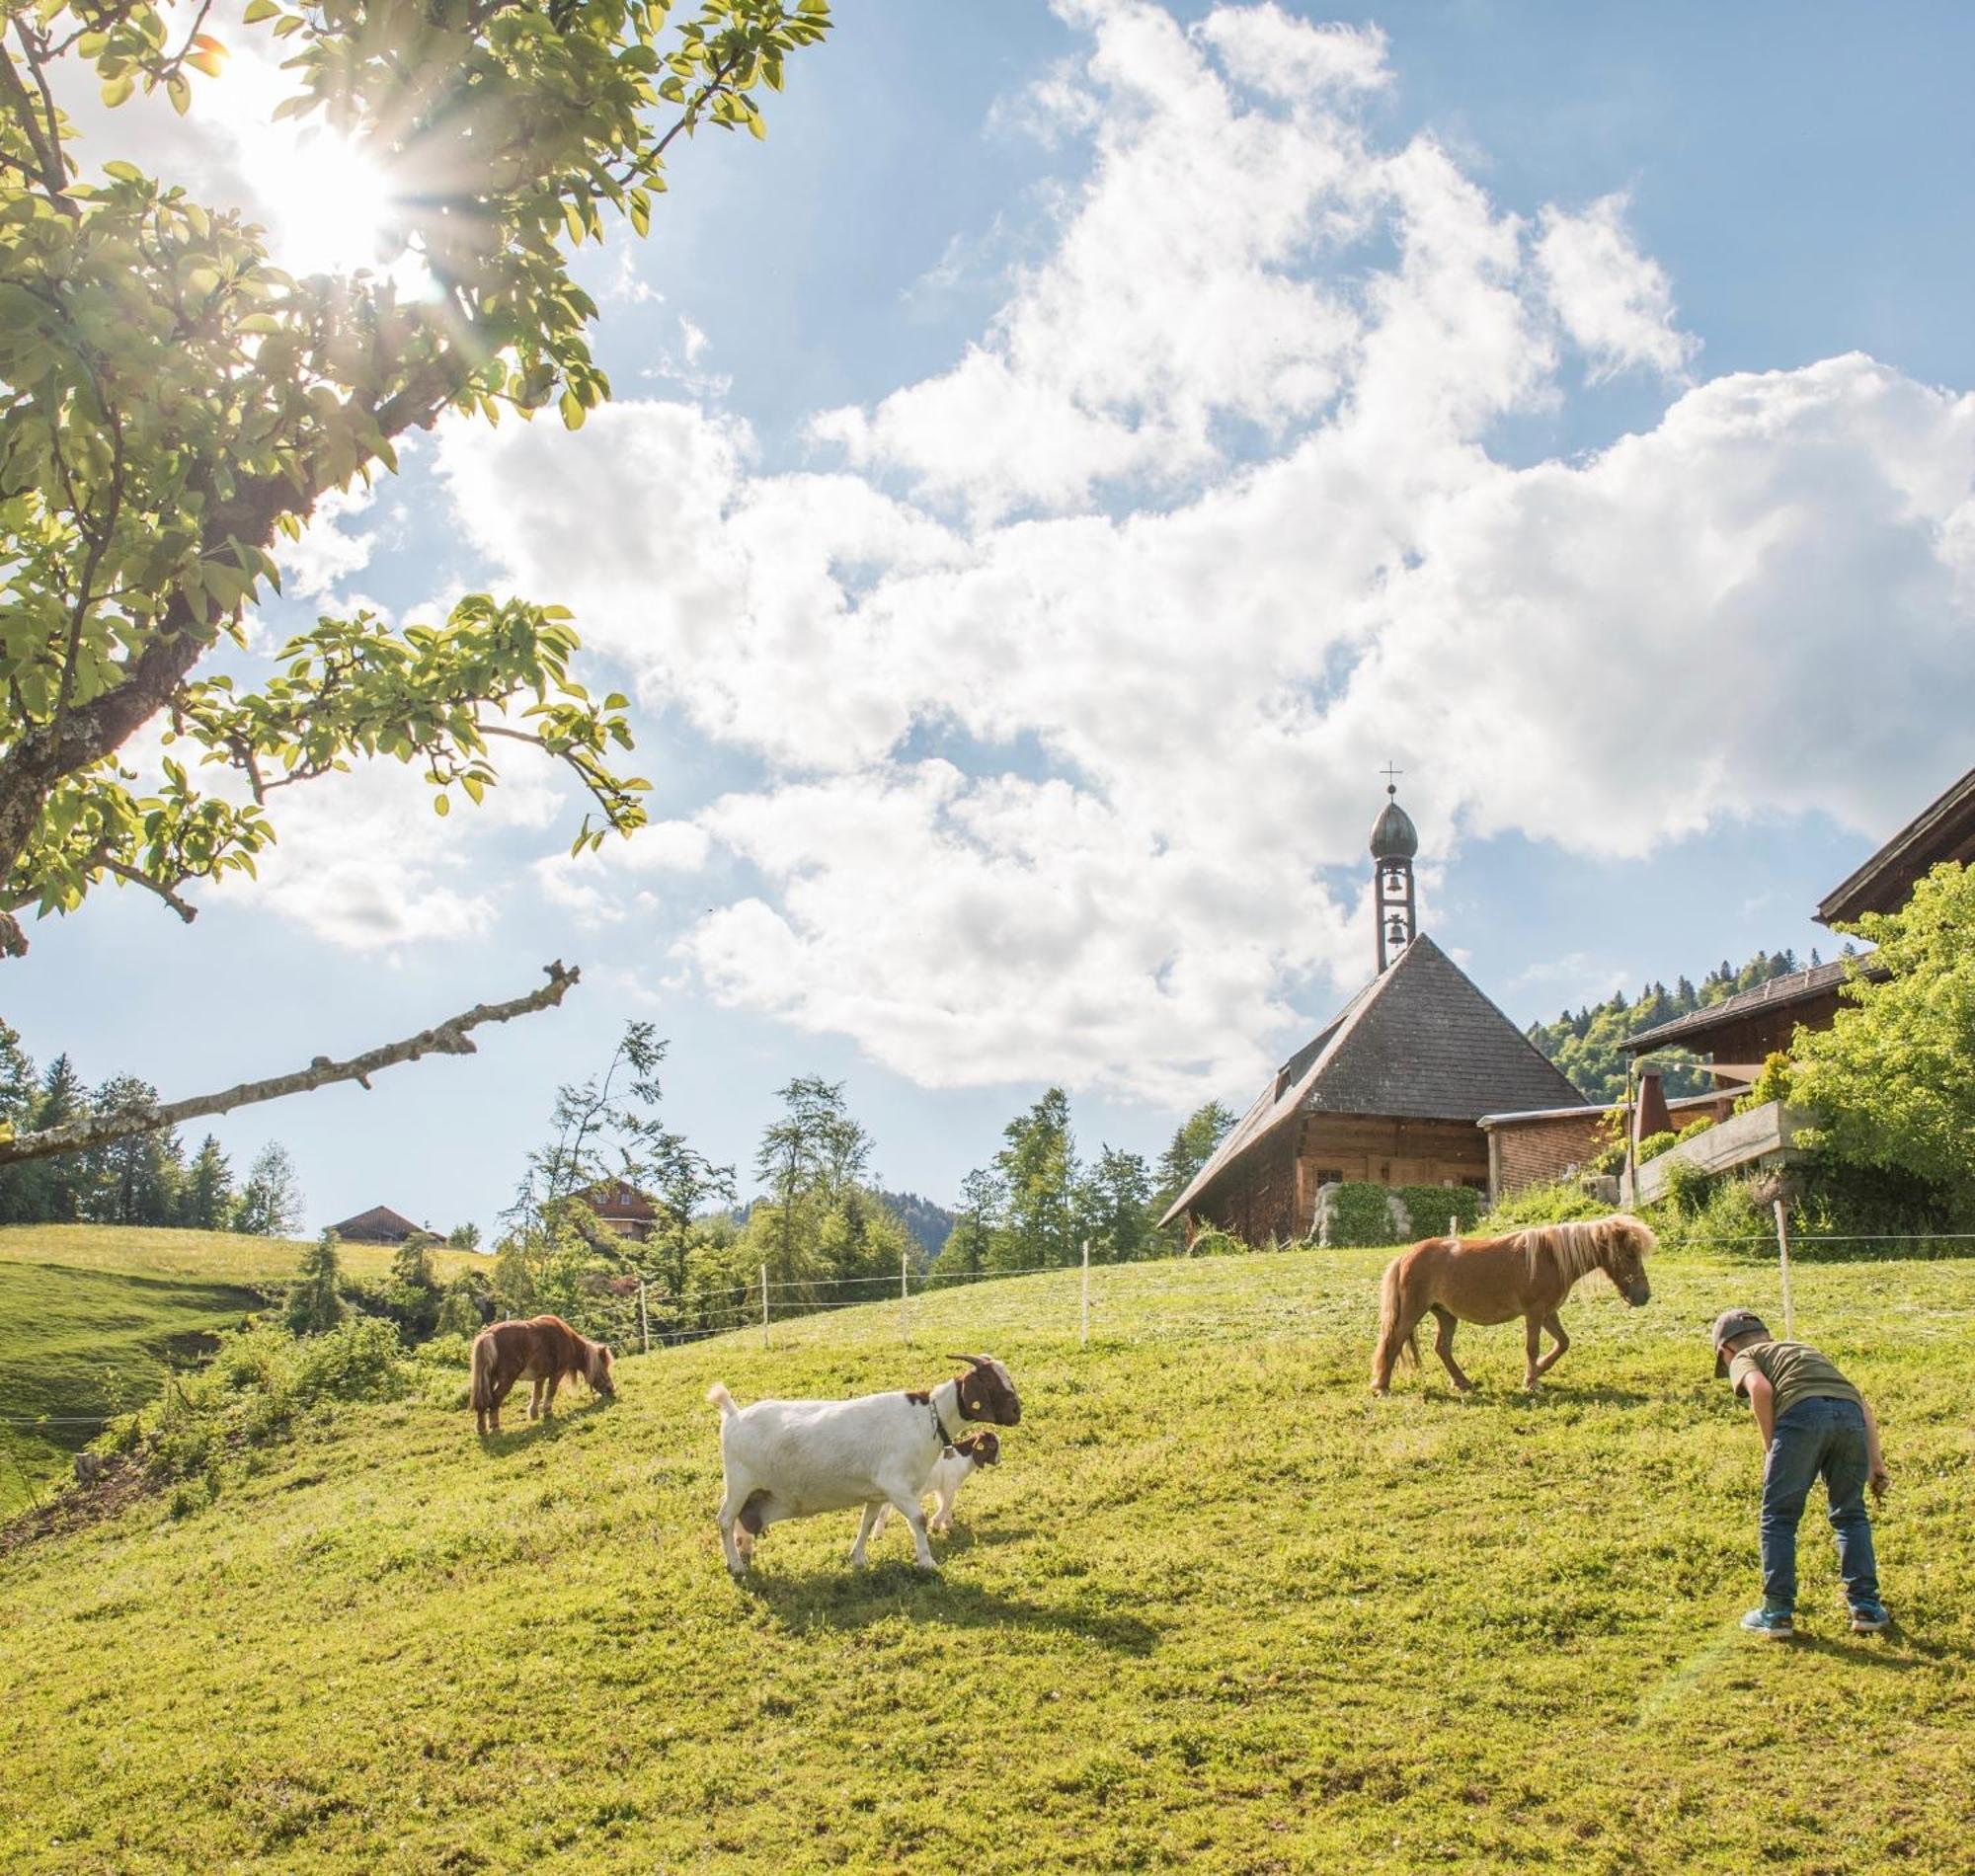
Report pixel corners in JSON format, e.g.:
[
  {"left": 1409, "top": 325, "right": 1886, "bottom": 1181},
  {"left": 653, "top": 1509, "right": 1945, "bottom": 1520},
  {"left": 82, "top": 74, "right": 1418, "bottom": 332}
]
[{"left": 261, "top": 131, "right": 398, "bottom": 277}]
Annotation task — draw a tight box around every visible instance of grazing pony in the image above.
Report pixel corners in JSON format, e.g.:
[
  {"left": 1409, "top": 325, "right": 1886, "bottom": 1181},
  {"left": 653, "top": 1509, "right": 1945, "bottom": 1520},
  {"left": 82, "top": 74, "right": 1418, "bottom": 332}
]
[
  {"left": 470, "top": 1315, "right": 615, "bottom": 1434},
  {"left": 1371, "top": 1214, "right": 1655, "bottom": 1395}
]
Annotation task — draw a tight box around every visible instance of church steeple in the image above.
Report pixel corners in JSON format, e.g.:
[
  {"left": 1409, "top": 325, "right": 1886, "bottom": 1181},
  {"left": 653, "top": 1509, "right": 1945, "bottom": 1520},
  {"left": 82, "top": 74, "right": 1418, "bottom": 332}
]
[{"left": 1370, "top": 765, "right": 1417, "bottom": 974}]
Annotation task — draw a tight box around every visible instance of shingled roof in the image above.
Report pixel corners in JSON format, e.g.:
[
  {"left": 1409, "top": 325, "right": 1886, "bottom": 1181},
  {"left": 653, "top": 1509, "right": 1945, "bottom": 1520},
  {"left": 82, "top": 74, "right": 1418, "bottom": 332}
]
[
  {"left": 1620, "top": 959, "right": 1853, "bottom": 1055},
  {"left": 1157, "top": 934, "right": 1586, "bottom": 1226},
  {"left": 327, "top": 1205, "right": 422, "bottom": 1244},
  {"left": 1817, "top": 762, "right": 1975, "bottom": 927}
]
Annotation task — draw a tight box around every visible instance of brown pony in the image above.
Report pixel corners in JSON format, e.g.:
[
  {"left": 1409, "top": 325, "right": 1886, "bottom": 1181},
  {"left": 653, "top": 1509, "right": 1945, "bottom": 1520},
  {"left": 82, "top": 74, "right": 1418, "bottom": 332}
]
[
  {"left": 470, "top": 1315, "right": 615, "bottom": 1434},
  {"left": 1371, "top": 1214, "right": 1655, "bottom": 1395}
]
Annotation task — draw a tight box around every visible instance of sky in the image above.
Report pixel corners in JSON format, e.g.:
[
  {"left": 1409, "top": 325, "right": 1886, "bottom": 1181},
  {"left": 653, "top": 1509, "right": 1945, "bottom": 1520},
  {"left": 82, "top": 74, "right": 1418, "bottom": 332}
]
[{"left": 10, "top": 0, "right": 1975, "bottom": 1239}]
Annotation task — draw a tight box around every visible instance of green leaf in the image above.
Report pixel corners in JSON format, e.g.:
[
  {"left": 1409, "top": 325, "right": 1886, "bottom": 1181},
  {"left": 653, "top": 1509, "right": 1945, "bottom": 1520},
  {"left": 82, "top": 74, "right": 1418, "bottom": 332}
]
[
  {"left": 100, "top": 74, "right": 135, "bottom": 108},
  {"left": 241, "top": 0, "right": 279, "bottom": 19},
  {"left": 433, "top": 792, "right": 450, "bottom": 817}
]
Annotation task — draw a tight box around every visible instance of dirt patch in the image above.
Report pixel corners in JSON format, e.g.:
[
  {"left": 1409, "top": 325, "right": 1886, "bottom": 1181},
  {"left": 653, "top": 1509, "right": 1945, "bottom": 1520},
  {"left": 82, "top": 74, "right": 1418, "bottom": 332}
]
[{"left": 0, "top": 1455, "right": 161, "bottom": 1556}]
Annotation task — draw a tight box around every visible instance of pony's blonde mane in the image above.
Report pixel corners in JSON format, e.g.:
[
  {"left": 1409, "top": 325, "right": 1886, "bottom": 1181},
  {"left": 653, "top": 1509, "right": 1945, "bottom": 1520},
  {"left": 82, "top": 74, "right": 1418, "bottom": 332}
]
[{"left": 1518, "top": 1215, "right": 1645, "bottom": 1285}]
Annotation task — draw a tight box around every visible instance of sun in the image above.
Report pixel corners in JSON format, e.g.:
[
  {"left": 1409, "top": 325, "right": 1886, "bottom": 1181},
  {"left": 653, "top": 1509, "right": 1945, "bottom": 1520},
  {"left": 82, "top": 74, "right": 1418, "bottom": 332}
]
[{"left": 260, "top": 129, "right": 400, "bottom": 277}]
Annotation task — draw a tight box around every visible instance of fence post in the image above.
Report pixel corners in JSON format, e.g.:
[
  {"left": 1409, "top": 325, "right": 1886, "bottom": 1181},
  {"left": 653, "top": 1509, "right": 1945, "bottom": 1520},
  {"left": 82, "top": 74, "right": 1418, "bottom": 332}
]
[
  {"left": 1080, "top": 1238, "right": 1090, "bottom": 1350},
  {"left": 1448, "top": 1212, "right": 1459, "bottom": 1241},
  {"left": 760, "top": 1263, "right": 769, "bottom": 1351},
  {"left": 901, "top": 1249, "right": 910, "bottom": 1345},
  {"left": 638, "top": 1279, "right": 651, "bottom": 1356},
  {"left": 1773, "top": 1200, "right": 1795, "bottom": 1340}
]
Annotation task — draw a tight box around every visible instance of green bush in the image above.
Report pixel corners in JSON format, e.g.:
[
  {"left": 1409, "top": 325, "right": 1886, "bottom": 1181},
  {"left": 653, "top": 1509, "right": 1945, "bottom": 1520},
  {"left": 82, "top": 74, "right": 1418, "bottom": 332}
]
[
  {"left": 97, "top": 1320, "right": 416, "bottom": 1513},
  {"left": 1636, "top": 1130, "right": 1680, "bottom": 1164},
  {"left": 1319, "top": 1182, "right": 1401, "bottom": 1248},
  {"left": 1478, "top": 1180, "right": 1613, "bottom": 1231},
  {"left": 1186, "top": 1226, "right": 1250, "bottom": 1258},
  {"left": 292, "top": 1318, "right": 412, "bottom": 1408},
  {"left": 1396, "top": 1185, "right": 1483, "bottom": 1239}
]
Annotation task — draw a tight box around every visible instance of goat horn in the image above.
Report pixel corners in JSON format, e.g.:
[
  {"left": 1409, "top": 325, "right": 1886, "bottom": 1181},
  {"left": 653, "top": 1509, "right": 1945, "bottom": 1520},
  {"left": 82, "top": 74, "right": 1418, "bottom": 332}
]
[{"left": 941, "top": 1353, "right": 986, "bottom": 1368}]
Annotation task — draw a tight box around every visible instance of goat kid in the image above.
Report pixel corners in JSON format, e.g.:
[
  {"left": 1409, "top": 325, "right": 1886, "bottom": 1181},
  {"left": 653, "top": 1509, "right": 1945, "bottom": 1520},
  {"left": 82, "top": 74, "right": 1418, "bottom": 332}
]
[
  {"left": 871, "top": 1431, "right": 1000, "bottom": 1541},
  {"left": 707, "top": 1355, "right": 1020, "bottom": 1575}
]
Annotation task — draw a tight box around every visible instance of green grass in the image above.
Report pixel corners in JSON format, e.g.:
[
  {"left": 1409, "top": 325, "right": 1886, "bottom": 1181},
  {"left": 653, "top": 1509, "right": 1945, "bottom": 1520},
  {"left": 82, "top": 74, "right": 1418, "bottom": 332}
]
[
  {"left": 2, "top": 1245, "right": 1972, "bottom": 1873},
  {"left": 0, "top": 1225, "right": 484, "bottom": 1511},
  {"left": 0, "top": 1260, "right": 260, "bottom": 1513},
  {"left": 0, "top": 1222, "right": 481, "bottom": 1285}
]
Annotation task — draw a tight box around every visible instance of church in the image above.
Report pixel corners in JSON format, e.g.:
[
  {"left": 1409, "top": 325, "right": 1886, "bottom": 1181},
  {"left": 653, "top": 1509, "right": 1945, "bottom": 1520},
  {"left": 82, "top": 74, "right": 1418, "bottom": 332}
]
[{"left": 1157, "top": 783, "right": 1586, "bottom": 1245}]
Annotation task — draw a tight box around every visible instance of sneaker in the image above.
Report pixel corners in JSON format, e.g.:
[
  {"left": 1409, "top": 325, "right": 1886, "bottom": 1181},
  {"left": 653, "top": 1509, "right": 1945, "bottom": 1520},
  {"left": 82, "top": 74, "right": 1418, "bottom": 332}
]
[
  {"left": 1740, "top": 1606, "right": 1795, "bottom": 1639},
  {"left": 1849, "top": 1602, "right": 1891, "bottom": 1634}
]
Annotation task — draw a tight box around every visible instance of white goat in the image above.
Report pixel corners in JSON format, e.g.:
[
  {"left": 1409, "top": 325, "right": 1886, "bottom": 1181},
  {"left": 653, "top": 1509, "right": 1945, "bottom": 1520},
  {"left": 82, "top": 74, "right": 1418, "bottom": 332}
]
[
  {"left": 707, "top": 1354, "right": 1020, "bottom": 1575},
  {"left": 871, "top": 1431, "right": 1000, "bottom": 1539}
]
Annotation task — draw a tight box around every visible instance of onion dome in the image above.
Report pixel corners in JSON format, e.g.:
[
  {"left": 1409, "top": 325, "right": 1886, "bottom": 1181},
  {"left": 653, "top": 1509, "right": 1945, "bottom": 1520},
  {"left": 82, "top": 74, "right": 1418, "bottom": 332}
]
[{"left": 1370, "top": 787, "right": 1418, "bottom": 862}]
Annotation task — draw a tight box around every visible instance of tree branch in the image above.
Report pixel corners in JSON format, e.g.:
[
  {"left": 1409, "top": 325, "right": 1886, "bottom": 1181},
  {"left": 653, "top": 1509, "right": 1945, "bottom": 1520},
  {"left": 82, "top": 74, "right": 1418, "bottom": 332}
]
[{"left": 0, "top": 961, "right": 581, "bottom": 1165}]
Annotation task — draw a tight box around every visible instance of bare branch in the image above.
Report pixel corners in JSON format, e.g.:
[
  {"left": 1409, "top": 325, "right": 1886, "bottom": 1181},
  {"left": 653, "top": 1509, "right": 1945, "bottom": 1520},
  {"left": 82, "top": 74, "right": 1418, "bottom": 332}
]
[
  {"left": 0, "top": 961, "right": 581, "bottom": 1165},
  {"left": 91, "top": 851, "right": 198, "bottom": 923}
]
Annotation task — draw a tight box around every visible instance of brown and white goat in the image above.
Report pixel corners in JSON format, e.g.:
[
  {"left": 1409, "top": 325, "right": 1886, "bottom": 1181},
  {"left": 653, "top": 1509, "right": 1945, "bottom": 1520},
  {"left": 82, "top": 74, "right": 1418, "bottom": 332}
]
[{"left": 707, "top": 1355, "right": 1020, "bottom": 1574}]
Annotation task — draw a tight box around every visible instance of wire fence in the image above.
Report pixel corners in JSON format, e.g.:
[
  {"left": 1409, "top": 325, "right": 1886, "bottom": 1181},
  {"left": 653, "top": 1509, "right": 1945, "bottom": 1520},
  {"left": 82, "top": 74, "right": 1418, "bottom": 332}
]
[{"left": 8, "top": 1226, "right": 1974, "bottom": 1468}]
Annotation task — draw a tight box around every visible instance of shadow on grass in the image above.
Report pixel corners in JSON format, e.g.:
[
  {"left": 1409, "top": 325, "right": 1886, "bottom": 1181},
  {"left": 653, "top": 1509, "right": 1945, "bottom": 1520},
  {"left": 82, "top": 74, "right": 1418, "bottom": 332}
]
[
  {"left": 1792, "top": 1622, "right": 1971, "bottom": 1668},
  {"left": 742, "top": 1562, "right": 1160, "bottom": 1655},
  {"left": 475, "top": 1396, "right": 615, "bottom": 1452},
  {"left": 1404, "top": 1383, "right": 1656, "bottom": 1408}
]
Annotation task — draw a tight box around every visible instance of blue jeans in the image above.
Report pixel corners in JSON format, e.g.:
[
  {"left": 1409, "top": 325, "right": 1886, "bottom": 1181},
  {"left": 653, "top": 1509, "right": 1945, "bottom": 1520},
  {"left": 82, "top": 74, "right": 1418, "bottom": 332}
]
[{"left": 1761, "top": 1396, "right": 1880, "bottom": 1613}]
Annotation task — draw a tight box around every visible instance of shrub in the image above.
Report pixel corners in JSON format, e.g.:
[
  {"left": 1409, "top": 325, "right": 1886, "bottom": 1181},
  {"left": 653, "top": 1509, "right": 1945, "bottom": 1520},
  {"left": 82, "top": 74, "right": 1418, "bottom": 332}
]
[
  {"left": 291, "top": 1318, "right": 412, "bottom": 1408},
  {"left": 1395, "top": 1185, "right": 1483, "bottom": 1239},
  {"left": 1316, "top": 1182, "right": 1403, "bottom": 1248},
  {"left": 1478, "top": 1180, "right": 1613, "bottom": 1231},
  {"left": 1186, "top": 1226, "right": 1250, "bottom": 1257},
  {"left": 1636, "top": 1131, "right": 1680, "bottom": 1164},
  {"left": 101, "top": 1319, "right": 415, "bottom": 1511}
]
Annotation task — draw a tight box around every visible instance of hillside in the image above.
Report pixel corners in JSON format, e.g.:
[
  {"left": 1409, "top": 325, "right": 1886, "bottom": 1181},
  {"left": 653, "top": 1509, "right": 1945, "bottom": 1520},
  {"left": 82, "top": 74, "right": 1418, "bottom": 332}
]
[
  {"left": 2, "top": 1245, "right": 1971, "bottom": 1872},
  {"left": 0, "top": 1225, "right": 483, "bottom": 1511},
  {"left": 0, "top": 1222, "right": 481, "bottom": 1285}
]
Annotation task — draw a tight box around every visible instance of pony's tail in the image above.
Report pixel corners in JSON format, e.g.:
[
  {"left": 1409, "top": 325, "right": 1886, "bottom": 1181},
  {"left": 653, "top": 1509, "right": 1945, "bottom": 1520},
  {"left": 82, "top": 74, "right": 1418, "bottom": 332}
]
[
  {"left": 1377, "top": 1257, "right": 1419, "bottom": 1376},
  {"left": 707, "top": 1381, "right": 739, "bottom": 1419},
  {"left": 469, "top": 1333, "right": 495, "bottom": 1415}
]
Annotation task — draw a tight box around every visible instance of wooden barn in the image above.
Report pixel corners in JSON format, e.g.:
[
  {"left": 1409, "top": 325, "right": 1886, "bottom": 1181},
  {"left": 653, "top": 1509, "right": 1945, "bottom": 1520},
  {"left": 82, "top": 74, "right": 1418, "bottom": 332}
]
[
  {"left": 1158, "top": 784, "right": 1586, "bottom": 1244},
  {"left": 327, "top": 1205, "right": 422, "bottom": 1246}
]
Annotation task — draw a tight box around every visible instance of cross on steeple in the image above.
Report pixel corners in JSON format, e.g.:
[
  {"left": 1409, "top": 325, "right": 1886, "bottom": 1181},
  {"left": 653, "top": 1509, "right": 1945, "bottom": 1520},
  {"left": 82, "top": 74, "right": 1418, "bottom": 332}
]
[{"left": 1380, "top": 760, "right": 1403, "bottom": 796}]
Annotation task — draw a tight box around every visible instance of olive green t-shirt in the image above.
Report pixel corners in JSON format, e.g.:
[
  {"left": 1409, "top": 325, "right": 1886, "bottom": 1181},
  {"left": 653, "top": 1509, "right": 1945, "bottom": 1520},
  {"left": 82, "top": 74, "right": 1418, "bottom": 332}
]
[{"left": 1728, "top": 1340, "right": 1861, "bottom": 1423}]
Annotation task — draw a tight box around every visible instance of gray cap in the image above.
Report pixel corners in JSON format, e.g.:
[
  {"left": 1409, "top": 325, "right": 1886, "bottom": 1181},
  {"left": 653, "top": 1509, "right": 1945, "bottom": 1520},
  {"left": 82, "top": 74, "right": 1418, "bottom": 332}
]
[{"left": 1710, "top": 1308, "right": 1769, "bottom": 1376}]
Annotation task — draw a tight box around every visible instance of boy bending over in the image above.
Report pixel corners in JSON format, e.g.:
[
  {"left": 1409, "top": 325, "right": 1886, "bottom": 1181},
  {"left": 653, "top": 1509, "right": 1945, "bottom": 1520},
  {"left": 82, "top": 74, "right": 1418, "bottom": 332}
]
[{"left": 1710, "top": 1309, "right": 1891, "bottom": 1639}]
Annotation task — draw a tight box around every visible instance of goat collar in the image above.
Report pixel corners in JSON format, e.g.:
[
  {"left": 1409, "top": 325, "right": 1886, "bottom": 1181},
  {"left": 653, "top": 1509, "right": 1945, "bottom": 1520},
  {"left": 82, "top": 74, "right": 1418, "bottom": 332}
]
[{"left": 927, "top": 1376, "right": 963, "bottom": 1448}]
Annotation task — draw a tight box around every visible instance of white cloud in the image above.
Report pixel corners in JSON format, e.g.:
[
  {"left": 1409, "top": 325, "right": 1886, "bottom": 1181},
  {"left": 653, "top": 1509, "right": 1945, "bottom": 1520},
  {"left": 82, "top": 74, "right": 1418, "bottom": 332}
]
[
  {"left": 1536, "top": 193, "right": 1697, "bottom": 382},
  {"left": 276, "top": 483, "right": 377, "bottom": 600},
  {"left": 428, "top": 0, "right": 1975, "bottom": 1102},
  {"left": 236, "top": 755, "right": 567, "bottom": 951}
]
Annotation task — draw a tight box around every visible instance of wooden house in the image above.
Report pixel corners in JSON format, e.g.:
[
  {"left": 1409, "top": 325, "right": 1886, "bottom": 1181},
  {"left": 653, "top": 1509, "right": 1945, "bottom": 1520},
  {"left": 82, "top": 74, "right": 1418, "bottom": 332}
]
[
  {"left": 1158, "top": 786, "right": 1586, "bottom": 1244},
  {"left": 327, "top": 1205, "right": 423, "bottom": 1246},
  {"left": 1619, "top": 760, "right": 1975, "bottom": 1078},
  {"left": 578, "top": 1179, "right": 658, "bottom": 1243}
]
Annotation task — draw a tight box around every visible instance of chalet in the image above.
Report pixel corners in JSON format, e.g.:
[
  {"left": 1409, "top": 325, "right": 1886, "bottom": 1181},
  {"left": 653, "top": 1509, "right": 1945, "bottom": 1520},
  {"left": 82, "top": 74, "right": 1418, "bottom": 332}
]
[
  {"left": 1620, "top": 759, "right": 1975, "bottom": 1077},
  {"left": 1484, "top": 760, "right": 1975, "bottom": 1203},
  {"left": 578, "top": 1179, "right": 657, "bottom": 1243},
  {"left": 1158, "top": 785, "right": 1586, "bottom": 1244},
  {"left": 327, "top": 1205, "right": 423, "bottom": 1246}
]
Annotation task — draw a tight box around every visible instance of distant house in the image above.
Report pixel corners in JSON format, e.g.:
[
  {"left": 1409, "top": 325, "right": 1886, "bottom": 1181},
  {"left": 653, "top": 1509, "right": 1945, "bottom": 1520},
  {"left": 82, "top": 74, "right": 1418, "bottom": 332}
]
[
  {"left": 577, "top": 1179, "right": 657, "bottom": 1243},
  {"left": 328, "top": 1205, "right": 423, "bottom": 1246},
  {"left": 1158, "top": 786, "right": 1587, "bottom": 1243}
]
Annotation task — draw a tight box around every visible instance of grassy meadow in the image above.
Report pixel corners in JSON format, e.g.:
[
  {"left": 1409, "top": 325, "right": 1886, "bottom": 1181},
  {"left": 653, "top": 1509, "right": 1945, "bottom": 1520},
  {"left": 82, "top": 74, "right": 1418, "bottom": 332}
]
[
  {"left": 0, "top": 1225, "right": 483, "bottom": 1510},
  {"left": 2, "top": 1244, "right": 1972, "bottom": 1872}
]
